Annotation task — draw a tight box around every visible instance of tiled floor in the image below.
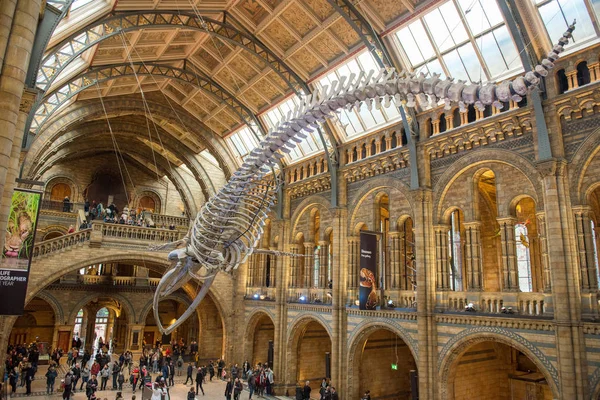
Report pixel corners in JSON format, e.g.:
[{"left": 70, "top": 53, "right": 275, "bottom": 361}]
[{"left": 4, "top": 364, "right": 289, "bottom": 400}]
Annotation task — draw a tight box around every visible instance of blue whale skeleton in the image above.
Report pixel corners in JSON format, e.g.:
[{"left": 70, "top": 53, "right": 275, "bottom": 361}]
[{"left": 151, "top": 22, "right": 576, "bottom": 335}]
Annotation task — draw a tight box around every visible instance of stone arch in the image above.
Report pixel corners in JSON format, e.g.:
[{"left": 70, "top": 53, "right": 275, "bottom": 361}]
[
  {"left": 44, "top": 175, "right": 80, "bottom": 202},
  {"left": 35, "top": 291, "right": 65, "bottom": 325},
  {"left": 286, "top": 315, "right": 332, "bottom": 389},
  {"left": 26, "top": 250, "right": 171, "bottom": 304},
  {"left": 244, "top": 309, "right": 276, "bottom": 366},
  {"left": 348, "top": 176, "right": 414, "bottom": 232},
  {"left": 66, "top": 292, "right": 136, "bottom": 326},
  {"left": 40, "top": 225, "right": 68, "bottom": 240},
  {"left": 438, "top": 327, "right": 559, "bottom": 399},
  {"left": 138, "top": 292, "right": 196, "bottom": 326},
  {"left": 347, "top": 320, "right": 419, "bottom": 399},
  {"left": 131, "top": 189, "right": 163, "bottom": 214},
  {"left": 290, "top": 195, "right": 332, "bottom": 238},
  {"left": 434, "top": 149, "right": 543, "bottom": 223},
  {"left": 569, "top": 128, "right": 600, "bottom": 205}
]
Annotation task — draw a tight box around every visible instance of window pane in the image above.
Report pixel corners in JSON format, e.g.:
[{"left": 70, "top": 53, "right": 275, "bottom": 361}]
[
  {"left": 358, "top": 51, "right": 379, "bottom": 72},
  {"left": 478, "top": 31, "right": 505, "bottom": 76},
  {"left": 398, "top": 21, "right": 435, "bottom": 67},
  {"left": 494, "top": 25, "right": 521, "bottom": 71},
  {"left": 425, "top": 3, "right": 468, "bottom": 52},
  {"left": 443, "top": 49, "right": 469, "bottom": 80},
  {"left": 538, "top": 0, "right": 596, "bottom": 47},
  {"left": 458, "top": 0, "right": 503, "bottom": 35},
  {"left": 457, "top": 43, "right": 484, "bottom": 82}
]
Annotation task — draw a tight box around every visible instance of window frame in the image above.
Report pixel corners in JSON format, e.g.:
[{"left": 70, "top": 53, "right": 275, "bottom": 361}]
[
  {"left": 448, "top": 210, "right": 464, "bottom": 291},
  {"left": 515, "top": 223, "right": 533, "bottom": 292},
  {"left": 391, "top": 0, "right": 524, "bottom": 84},
  {"left": 316, "top": 50, "right": 402, "bottom": 141}
]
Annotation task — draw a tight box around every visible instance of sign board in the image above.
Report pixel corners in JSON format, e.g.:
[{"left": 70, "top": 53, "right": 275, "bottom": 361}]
[
  {"left": 0, "top": 189, "right": 42, "bottom": 315},
  {"left": 359, "top": 231, "right": 378, "bottom": 310}
]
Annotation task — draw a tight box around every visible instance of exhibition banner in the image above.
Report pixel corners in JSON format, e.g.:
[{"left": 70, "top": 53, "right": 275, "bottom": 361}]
[
  {"left": 0, "top": 189, "right": 42, "bottom": 315},
  {"left": 359, "top": 231, "right": 378, "bottom": 310}
]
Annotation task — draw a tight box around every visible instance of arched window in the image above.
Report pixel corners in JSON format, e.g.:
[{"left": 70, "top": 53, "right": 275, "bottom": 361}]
[
  {"left": 577, "top": 61, "right": 591, "bottom": 87},
  {"left": 439, "top": 113, "right": 447, "bottom": 133},
  {"left": 556, "top": 69, "right": 569, "bottom": 94},
  {"left": 73, "top": 309, "right": 83, "bottom": 337},
  {"left": 448, "top": 210, "right": 463, "bottom": 291},
  {"left": 515, "top": 223, "right": 532, "bottom": 292},
  {"left": 313, "top": 245, "right": 320, "bottom": 288}
]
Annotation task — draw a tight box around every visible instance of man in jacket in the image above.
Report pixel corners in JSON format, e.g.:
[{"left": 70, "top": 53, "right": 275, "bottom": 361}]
[
  {"left": 195, "top": 367, "right": 204, "bottom": 395},
  {"left": 99, "top": 365, "right": 110, "bottom": 390},
  {"left": 330, "top": 387, "right": 339, "bottom": 400},
  {"left": 224, "top": 378, "right": 233, "bottom": 400},
  {"left": 185, "top": 363, "right": 194, "bottom": 385},
  {"left": 112, "top": 361, "right": 120, "bottom": 389},
  {"left": 71, "top": 363, "right": 81, "bottom": 393},
  {"left": 45, "top": 365, "right": 58, "bottom": 394},
  {"left": 303, "top": 381, "right": 312, "bottom": 400}
]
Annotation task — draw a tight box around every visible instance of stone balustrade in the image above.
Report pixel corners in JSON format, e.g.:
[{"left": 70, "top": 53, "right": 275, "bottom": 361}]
[
  {"left": 245, "top": 286, "right": 276, "bottom": 301},
  {"left": 32, "top": 222, "right": 183, "bottom": 258},
  {"left": 287, "top": 287, "right": 332, "bottom": 304},
  {"left": 94, "top": 222, "right": 183, "bottom": 243},
  {"left": 150, "top": 213, "right": 190, "bottom": 229},
  {"left": 33, "top": 228, "right": 92, "bottom": 258},
  {"left": 384, "top": 289, "right": 417, "bottom": 309},
  {"left": 445, "top": 291, "right": 549, "bottom": 316}
]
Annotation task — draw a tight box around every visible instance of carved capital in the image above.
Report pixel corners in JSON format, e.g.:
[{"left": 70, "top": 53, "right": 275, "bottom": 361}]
[
  {"left": 19, "top": 88, "right": 39, "bottom": 114},
  {"left": 536, "top": 159, "right": 567, "bottom": 178}
]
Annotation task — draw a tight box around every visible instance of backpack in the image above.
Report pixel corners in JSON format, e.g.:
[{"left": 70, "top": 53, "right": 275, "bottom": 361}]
[
  {"left": 65, "top": 375, "right": 72, "bottom": 386},
  {"left": 177, "top": 360, "right": 182, "bottom": 367}
]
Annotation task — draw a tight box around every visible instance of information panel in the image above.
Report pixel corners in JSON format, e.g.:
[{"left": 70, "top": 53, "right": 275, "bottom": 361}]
[
  {"left": 0, "top": 189, "right": 42, "bottom": 315},
  {"left": 359, "top": 231, "right": 378, "bottom": 310}
]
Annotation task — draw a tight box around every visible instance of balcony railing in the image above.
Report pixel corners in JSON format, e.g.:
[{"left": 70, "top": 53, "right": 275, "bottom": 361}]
[
  {"left": 245, "top": 286, "right": 276, "bottom": 301},
  {"left": 445, "top": 291, "right": 549, "bottom": 317},
  {"left": 33, "top": 228, "right": 92, "bottom": 258},
  {"left": 287, "top": 287, "right": 332, "bottom": 304},
  {"left": 149, "top": 213, "right": 190, "bottom": 229},
  {"left": 94, "top": 222, "right": 183, "bottom": 243}
]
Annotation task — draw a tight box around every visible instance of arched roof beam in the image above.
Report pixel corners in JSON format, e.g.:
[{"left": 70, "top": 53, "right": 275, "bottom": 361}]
[
  {"left": 31, "top": 119, "right": 217, "bottom": 199},
  {"left": 31, "top": 11, "right": 337, "bottom": 182},
  {"left": 31, "top": 62, "right": 264, "bottom": 137},
  {"left": 23, "top": 97, "right": 237, "bottom": 180}
]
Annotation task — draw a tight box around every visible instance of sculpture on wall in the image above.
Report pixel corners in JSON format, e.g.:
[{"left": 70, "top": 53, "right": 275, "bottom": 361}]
[{"left": 151, "top": 23, "right": 575, "bottom": 335}]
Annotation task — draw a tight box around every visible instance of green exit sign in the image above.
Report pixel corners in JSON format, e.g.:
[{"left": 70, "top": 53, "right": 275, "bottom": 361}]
[{"left": 391, "top": 364, "right": 398, "bottom": 370}]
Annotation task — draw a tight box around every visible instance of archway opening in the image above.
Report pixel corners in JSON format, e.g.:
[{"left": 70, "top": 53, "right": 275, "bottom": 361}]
[
  {"left": 448, "top": 341, "right": 553, "bottom": 399},
  {"left": 145, "top": 299, "right": 198, "bottom": 351},
  {"left": 138, "top": 195, "right": 156, "bottom": 213},
  {"left": 84, "top": 170, "right": 127, "bottom": 210},
  {"left": 295, "top": 321, "right": 332, "bottom": 393},
  {"left": 42, "top": 231, "right": 64, "bottom": 241},
  {"left": 355, "top": 329, "right": 416, "bottom": 399},
  {"left": 247, "top": 314, "right": 275, "bottom": 368},
  {"left": 9, "top": 297, "right": 55, "bottom": 350}
]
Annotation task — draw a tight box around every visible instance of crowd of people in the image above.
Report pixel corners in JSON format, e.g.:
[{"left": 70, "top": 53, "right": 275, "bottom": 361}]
[{"left": 2, "top": 337, "right": 299, "bottom": 400}]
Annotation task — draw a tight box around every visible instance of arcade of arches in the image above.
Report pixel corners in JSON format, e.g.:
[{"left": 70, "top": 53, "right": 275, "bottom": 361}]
[{"left": 3, "top": 0, "right": 600, "bottom": 399}]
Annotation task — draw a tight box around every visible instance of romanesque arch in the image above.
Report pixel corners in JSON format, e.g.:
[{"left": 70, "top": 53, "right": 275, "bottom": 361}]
[
  {"left": 244, "top": 309, "right": 276, "bottom": 367},
  {"left": 438, "top": 328, "right": 559, "bottom": 399},
  {"left": 347, "top": 320, "right": 419, "bottom": 399}
]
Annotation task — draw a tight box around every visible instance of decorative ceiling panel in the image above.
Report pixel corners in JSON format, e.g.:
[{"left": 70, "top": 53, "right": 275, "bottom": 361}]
[
  {"left": 236, "top": 0, "right": 271, "bottom": 25},
  {"left": 302, "top": 0, "right": 335, "bottom": 21},
  {"left": 290, "top": 47, "right": 321, "bottom": 75},
  {"left": 366, "top": 0, "right": 410, "bottom": 24},
  {"left": 281, "top": 3, "right": 317, "bottom": 37},
  {"left": 309, "top": 31, "right": 344, "bottom": 62},
  {"left": 329, "top": 19, "right": 361, "bottom": 48},
  {"left": 262, "top": 20, "right": 297, "bottom": 52}
]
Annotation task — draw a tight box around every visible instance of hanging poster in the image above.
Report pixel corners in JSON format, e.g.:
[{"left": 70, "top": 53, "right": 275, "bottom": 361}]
[
  {"left": 0, "top": 189, "right": 42, "bottom": 315},
  {"left": 359, "top": 231, "right": 378, "bottom": 310}
]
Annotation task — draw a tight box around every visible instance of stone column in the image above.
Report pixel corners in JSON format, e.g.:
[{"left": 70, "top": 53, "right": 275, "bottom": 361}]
[
  {"left": 536, "top": 213, "right": 552, "bottom": 292},
  {"left": 573, "top": 207, "right": 598, "bottom": 290},
  {"left": 303, "top": 242, "right": 314, "bottom": 288},
  {"left": 0, "top": 0, "right": 41, "bottom": 242},
  {"left": 289, "top": 244, "right": 298, "bottom": 288},
  {"left": 538, "top": 160, "right": 587, "bottom": 398},
  {"left": 434, "top": 225, "right": 451, "bottom": 290},
  {"left": 269, "top": 246, "right": 277, "bottom": 287},
  {"left": 565, "top": 70, "right": 579, "bottom": 90},
  {"left": 388, "top": 232, "right": 400, "bottom": 289},
  {"left": 348, "top": 237, "right": 359, "bottom": 288},
  {"left": 318, "top": 241, "right": 328, "bottom": 288},
  {"left": 331, "top": 207, "right": 348, "bottom": 397},
  {"left": 413, "top": 189, "right": 436, "bottom": 400},
  {"left": 498, "top": 217, "right": 519, "bottom": 291},
  {"left": 0, "top": 0, "right": 17, "bottom": 72},
  {"left": 463, "top": 221, "right": 483, "bottom": 290},
  {"left": 83, "top": 305, "right": 100, "bottom": 352}
]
